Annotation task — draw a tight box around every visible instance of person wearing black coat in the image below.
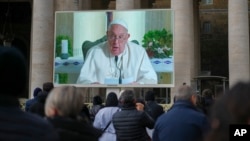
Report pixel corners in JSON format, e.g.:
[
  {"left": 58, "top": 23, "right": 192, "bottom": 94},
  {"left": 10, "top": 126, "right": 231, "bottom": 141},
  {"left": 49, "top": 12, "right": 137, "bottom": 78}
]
[
  {"left": 144, "top": 90, "right": 164, "bottom": 121},
  {"left": 25, "top": 87, "right": 42, "bottom": 112},
  {"left": 0, "top": 46, "right": 59, "bottom": 141},
  {"left": 113, "top": 89, "right": 154, "bottom": 141},
  {"left": 29, "top": 82, "right": 54, "bottom": 117},
  {"left": 47, "top": 116, "right": 102, "bottom": 141},
  {"left": 144, "top": 90, "right": 165, "bottom": 139},
  {"left": 29, "top": 91, "right": 48, "bottom": 117}
]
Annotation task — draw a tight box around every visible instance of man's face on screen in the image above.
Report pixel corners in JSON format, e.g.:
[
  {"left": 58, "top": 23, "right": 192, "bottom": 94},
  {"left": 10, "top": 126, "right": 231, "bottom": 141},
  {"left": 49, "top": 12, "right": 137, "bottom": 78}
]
[{"left": 107, "top": 24, "right": 130, "bottom": 56}]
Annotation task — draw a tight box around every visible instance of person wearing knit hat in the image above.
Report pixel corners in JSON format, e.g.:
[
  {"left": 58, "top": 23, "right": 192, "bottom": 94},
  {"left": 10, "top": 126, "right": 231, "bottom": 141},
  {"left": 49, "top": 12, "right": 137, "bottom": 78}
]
[
  {"left": 0, "top": 46, "right": 59, "bottom": 141},
  {"left": 0, "top": 46, "right": 27, "bottom": 96},
  {"left": 77, "top": 19, "right": 157, "bottom": 85}
]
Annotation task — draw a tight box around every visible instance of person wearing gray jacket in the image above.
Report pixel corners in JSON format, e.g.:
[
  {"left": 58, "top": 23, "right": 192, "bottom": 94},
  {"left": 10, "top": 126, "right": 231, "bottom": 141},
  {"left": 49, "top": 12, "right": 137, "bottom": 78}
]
[{"left": 113, "top": 89, "right": 154, "bottom": 141}]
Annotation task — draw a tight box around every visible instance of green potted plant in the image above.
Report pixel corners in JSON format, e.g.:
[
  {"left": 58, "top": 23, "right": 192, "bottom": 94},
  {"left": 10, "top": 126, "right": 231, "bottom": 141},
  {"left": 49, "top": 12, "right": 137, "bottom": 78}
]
[
  {"left": 142, "top": 28, "right": 174, "bottom": 73},
  {"left": 142, "top": 28, "right": 173, "bottom": 58}
]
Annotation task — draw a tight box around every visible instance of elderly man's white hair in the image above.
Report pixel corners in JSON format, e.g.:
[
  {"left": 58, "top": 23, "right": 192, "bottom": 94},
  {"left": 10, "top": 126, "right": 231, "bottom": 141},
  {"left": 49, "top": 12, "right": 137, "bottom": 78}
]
[{"left": 175, "top": 85, "right": 196, "bottom": 101}]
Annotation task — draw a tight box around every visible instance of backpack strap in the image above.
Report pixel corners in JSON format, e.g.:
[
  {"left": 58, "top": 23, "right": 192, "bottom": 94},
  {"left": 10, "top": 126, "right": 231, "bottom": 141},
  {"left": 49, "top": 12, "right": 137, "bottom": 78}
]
[
  {"left": 102, "top": 108, "right": 120, "bottom": 133},
  {"left": 102, "top": 120, "right": 112, "bottom": 133}
]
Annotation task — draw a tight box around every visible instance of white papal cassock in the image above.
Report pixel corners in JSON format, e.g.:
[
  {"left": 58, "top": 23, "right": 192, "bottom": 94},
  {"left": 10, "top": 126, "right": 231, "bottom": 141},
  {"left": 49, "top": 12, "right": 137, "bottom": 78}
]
[{"left": 77, "top": 41, "right": 157, "bottom": 84}]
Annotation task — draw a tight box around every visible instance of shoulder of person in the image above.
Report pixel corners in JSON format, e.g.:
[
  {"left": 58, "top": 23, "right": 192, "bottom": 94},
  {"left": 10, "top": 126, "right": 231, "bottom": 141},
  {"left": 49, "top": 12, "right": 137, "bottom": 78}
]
[
  {"left": 127, "top": 41, "right": 145, "bottom": 50},
  {"left": 25, "top": 99, "right": 32, "bottom": 104},
  {"left": 88, "top": 42, "right": 107, "bottom": 53},
  {"left": 127, "top": 42, "right": 147, "bottom": 56}
]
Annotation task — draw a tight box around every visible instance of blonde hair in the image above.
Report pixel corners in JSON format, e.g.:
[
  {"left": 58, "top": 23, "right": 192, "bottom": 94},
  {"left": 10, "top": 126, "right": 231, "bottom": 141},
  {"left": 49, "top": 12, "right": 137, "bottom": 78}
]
[{"left": 45, "top": 86, "right": 83, "bottom": 117}]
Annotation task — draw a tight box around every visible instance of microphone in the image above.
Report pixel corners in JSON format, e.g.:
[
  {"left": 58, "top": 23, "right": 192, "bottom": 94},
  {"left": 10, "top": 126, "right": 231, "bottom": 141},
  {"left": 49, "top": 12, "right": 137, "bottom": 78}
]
[
  {"left": 115, "top": 56, "right": 118, "bottom": 63},
  {"left": 115, "top": 56, "right": 122, "bottom": 84}
]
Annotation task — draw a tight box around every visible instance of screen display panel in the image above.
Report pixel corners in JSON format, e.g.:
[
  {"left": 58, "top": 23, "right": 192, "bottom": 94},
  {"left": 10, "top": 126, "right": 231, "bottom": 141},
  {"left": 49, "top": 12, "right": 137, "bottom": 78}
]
[{"left": 54, "top": 9, "right": 174, "bottom": 88}]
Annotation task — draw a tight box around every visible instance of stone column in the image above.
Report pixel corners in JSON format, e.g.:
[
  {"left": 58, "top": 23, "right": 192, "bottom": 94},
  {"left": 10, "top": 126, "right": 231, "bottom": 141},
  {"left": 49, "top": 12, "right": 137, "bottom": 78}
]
[
  {"left": 228, "top": 0, "right": 249, "bottom": 86},
  {"left": 79, "top": 0, "right": 91, "bottom": 10},
  {"left": 171, "top": 0, "right": 195, "bottom": 101},
  {"left": 55, "top": 0, "right": 79, "bottom": 11},
  {"left": 193, "top": 0, "right": 200, "bottom": 77},
  {"left": 30, "top": 0, "right": 54, "bottom": 97},
  {"left": 116, "top": 0, "right": 137, "bottom": 9},
  {"left": 134, "top": 0, "right": 141, "bottom": 8}
]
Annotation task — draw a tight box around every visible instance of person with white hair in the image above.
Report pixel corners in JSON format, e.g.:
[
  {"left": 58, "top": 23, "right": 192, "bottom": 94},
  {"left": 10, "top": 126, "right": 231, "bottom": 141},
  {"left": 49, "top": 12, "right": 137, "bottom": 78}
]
[
  {"left": 153, "top": 85, "right": 210, "bottom": 141},
  {"left": 45, "top": 86, "right": 102, "bottom": 141},
  {"left": 77, "top": 19, "right": 157, "bottom": 84}
]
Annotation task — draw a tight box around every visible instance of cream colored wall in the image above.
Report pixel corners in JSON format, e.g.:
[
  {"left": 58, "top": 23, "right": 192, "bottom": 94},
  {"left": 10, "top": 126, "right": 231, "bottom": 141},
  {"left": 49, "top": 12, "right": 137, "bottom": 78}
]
[
  {"left": 228, "top": 0, "right": 250, "bottom": 86},
  {"left": 73, "top": 12, "right": 106, "bottom": 57},
  {"left": 113, "top": 11, "right": 145, "bottom": 44},
  {"left": 170, "top": 0, "right": 196, "bottom": 100},
  {"left": 29, "top": 0, "right": 54, "bottom": 98}
]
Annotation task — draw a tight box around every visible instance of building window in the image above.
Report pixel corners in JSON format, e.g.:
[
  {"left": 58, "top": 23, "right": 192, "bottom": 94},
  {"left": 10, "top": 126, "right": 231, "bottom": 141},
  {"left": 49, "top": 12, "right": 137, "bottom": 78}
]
[
  {"left": 203, "top": 22, "right": 211, "bottom": 34},
  {"left": 202, "top": 0, "right": 213, "bottom": 5}
]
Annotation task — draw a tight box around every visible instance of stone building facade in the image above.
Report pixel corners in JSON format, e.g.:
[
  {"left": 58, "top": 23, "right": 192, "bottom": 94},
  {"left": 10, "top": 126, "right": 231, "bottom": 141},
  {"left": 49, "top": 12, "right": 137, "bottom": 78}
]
[{"left": 0, "top": 0, "right": 249, "bottom": 103}]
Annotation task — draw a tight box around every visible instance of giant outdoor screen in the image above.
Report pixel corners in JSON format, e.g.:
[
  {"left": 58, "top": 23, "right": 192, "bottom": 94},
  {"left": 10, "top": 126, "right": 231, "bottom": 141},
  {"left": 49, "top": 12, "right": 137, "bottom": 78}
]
[{"left": 54, "top": 9, "right": 174, "bottom": 88}]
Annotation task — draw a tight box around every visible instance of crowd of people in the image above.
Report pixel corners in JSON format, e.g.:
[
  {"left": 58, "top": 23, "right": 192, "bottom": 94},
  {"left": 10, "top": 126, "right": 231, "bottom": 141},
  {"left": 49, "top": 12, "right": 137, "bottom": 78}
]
[
  {"left": 7, "top": 72, "right": 250, "bottom": 141},
  {"left": 2, "top": 19, "right": 250, "bottom": 141}
]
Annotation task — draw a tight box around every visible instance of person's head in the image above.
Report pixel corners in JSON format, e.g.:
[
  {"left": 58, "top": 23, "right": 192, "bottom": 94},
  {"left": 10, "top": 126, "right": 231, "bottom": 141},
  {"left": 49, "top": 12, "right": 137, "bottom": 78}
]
[
  {"left": 33, "top": 87, "right": 42, "bottom": 97},
  {"left": 205, "top": 81, "right": 250, "bottom": 141},
  {"left": 106, "top": 19, "right": 130, "bottom": 56},
  {"left": 43, "top": 82, "right": 54, "bottom": 92},
  {"left": 92, "top": 95, "right": 103, "bottom": 105},
  {"left": 202, "top": 89, "right": 213, "bottom": 99},
  {"left": 175, "top": 85, "right": 197, "bottom": 105},
  {"left": 135, "top": 98, "right": 145, "bottom": 111},
  {"left": 0, "top": 46, "right": 27, "bottom": 96},
  {"left": 136, "top": 98, "right": 145, "bottom": 105},
  {"left": 105, "top": 92, "right": 118, "bottom": 107},
  {"left": 45, "top": 86, "right": 83, "bottom": 118},
  {"left": 37, "top": 91, "right": 49, "bottom": 103},
  {"left": 195, "top": 94, "right": 205, "bottom": 108},
  {"left": 119, "top": 89, "right": 136, "bottom": 108},
  {"left": 145, "top": 90, "right": 155, "bottom": 101}
]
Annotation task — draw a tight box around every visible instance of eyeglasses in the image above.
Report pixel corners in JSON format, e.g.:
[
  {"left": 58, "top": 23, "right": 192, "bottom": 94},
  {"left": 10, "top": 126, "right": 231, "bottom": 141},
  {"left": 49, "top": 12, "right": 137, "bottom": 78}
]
[{"left": 108, "top": 34, "right": 127, "bottom": 42}]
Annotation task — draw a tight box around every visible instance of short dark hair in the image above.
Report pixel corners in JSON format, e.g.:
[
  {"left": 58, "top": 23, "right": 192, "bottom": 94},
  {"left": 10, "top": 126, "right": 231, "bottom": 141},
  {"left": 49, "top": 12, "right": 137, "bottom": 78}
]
[
  {"left": 33, "top": 87, "right": 42, "bottom": 97},
  {"left": 93, "top": 95, "right": 103, "bottom": 105},
  {"left": 145, "top": 90, "right": 155, "bottom": 101},
  {"left": 202, "top": 89, "right": 213, "bottom": 98},
  {"left": 105, "top": 92, "right": 118, "bottom": 107},
  {"left": 0, "top": 47, "right": 27, "bottom": 96},
  {"left": 43, "top": 82, "right": 54, "bottom": 92}
]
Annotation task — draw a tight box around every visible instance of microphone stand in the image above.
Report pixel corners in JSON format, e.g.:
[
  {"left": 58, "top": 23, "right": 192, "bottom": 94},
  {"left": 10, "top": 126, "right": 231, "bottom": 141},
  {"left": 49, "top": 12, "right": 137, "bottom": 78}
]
[
  {"left": 118, "top": 69, "right": 122, "bottom": 84},
  {"left": 115, "top": 56, "right": 122, "bottom": 84}
]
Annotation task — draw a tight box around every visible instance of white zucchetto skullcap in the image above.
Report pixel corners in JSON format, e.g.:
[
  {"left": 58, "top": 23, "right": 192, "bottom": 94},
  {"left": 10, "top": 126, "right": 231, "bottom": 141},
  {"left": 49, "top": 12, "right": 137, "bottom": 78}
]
[{"left": 109, "top": 19, "right": 128, "bottom": 30}]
